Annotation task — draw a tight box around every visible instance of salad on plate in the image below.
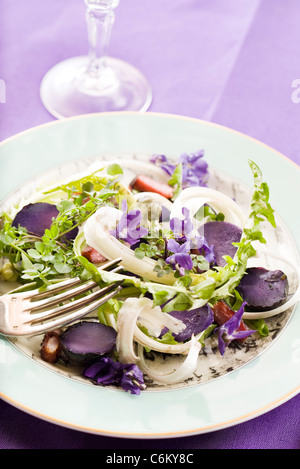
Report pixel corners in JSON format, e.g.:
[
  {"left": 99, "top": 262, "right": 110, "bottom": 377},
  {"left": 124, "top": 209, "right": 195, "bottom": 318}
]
[{"left": 0, "top": 151, "right": 298, "bottom": 395}]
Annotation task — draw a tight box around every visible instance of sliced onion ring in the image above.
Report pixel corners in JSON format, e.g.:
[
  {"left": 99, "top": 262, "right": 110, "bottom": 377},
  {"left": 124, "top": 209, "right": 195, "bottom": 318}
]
[
  {"left": 134, "top": 191, "right": 173, "bottom": 211},
  {"left": 116, "top": 297, "right": 204, "bottom": 366},
  {"left": 171, "top": 187, "right": 246, "bottom": 228},
  {"left": 88, "top": 158, "right": 170, "bottom": 187},
  {"left": 134, "top": 297, "right": 185, "bottom": 338},
  {"left": 137, "top": 336, "right": 201, "bottom": 385},
  {"left": 116, "top": 298, "right": 140, "bottom": 364}
]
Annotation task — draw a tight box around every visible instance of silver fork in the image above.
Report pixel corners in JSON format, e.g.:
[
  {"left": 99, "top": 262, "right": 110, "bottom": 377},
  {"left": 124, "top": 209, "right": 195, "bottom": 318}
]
[{"left": 0, "top": 258, "right": 123, "bottom": 337}]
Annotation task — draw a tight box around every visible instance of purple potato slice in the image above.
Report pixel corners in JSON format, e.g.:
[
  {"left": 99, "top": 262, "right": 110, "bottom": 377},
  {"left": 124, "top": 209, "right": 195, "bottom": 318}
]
[
  {"left": 236, "top": 267, "right": 289, "bottom": 311},
  {"left": 160, "top": 304, "right": 214, "bottom": 342},
  {"left": 203, "top": 221, "right": 242, "bottom": 267},
  {"left": 12, "top": 203, "right": 59, "bottom": 237},
  {"left": 12, "top": 202, "right": 78, "bottom": 240},
  {"left": 60, "top": 321, "right": 117, "bottom": 364},
  {"left": 170, "top": 305, "right": 214, "bottom": 342}
]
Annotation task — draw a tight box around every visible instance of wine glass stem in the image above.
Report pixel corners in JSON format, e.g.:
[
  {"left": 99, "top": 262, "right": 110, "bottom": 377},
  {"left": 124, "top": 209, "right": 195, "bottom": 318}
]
[{"left": 85, "top": 3, "right": 116, "bottom": 76}]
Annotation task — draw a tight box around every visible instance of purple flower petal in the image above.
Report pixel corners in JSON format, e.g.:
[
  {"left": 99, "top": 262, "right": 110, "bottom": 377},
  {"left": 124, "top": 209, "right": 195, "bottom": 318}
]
[
  {"left": 214, "top": 302, "right": 256, "bottom": 356},
  {"left": 150, "top": 151, "right": 209, "bottom": 189},
  {"left": 121, "top": 364, "right": 146, "bottom": 395},
  {"left": 84, "top": 359, "right": 110, "bottom": 379},
  {"left": 166, "top": 253, "right": 176, "bottom": 265},
  {"left": 173, "top": 252, "right": 193, "bottom": 270},
  {"left": 110, "top": 199, "right": 148, "bottom": 246},
  {"left": 95, "top": 367, "right": 119, "bottom": 385},
  {"left": 170, "top": 208, "right": 194, "bottom": 240},
  {"left": 150, "top": 154, "right": 176, "bottom": 176},
  {"left": 84, "top": 356, "right": 121, "bottom": 385},
  {"left": 167, "top": 238, "right": 181, "bottom": 253},
  {"left": 216, "top": 331, "right": 226, "bottom": 356},
  {"left": 84, "top": 357, "right": 146, "bottom": 394},
  {"left": 179, "top": 150, "right": 208, "bottom": 188},
  {"left": 166, "top": 239, "right": 193, "bottom": 274},
  {"left": 192, "top": 235, "right": 215, "bottom": 265}
]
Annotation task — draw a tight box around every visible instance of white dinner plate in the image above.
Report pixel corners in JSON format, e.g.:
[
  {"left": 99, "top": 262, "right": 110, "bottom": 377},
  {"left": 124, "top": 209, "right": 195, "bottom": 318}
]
[{"left": 0, "top": 112, "right": 299, "bottom": 438}]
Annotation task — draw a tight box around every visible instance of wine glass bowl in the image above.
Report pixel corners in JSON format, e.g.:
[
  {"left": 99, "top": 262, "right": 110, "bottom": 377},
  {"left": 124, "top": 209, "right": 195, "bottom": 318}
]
[{"left": 40, "top": 0, "right": 152, "bottom": 118}]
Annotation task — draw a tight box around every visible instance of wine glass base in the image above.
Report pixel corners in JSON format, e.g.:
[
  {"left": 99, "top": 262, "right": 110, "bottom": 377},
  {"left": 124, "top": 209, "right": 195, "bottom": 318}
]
[{"left": 40, "top": 56, "right": 152, "bottom": 118}]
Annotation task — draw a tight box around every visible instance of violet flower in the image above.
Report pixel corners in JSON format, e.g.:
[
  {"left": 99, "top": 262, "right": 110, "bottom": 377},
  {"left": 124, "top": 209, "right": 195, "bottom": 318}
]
[
  {"left": 84, "top": 356, "right": 146, "bottom": 395},
  {"left": 214, "top": 302, "right": 256, "bottom": 356},
  {"left": 192, "top": 235, "right": 216, "bottom": 265},
  {"left": 166, "top": 238, "right": 193, "bottom": 276},
  {"left": 110, "top": 199, "right": 148, "bottom": 246},
  {"left": 121, "top": 363, "right": 146, "bottom": 395},
  {"left": 84, "top": 357, "right": 121, "bottom": 385},
  {"left": 150, "top": 150, "right": 208, "bottom": 188},
  {"left": 150, "top": 154, "right": 176, "bottom": 176},
  {"left": 170, "top": 207, "right": 194, "bottom": 241},
  {"left": 179, "top": 150, "right": 208, "bottom": 188}
]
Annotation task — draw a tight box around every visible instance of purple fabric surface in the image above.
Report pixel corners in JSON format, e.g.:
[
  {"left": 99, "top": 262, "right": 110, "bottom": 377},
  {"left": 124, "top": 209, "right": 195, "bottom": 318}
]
[{"left": 0, "top": 0, "right": 299, "bottom": 449}]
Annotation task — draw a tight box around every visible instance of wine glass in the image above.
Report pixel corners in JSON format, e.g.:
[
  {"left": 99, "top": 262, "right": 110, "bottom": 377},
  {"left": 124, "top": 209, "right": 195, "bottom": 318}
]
[{"left": 40, "top": 0, "right": 152, "bottom": 118}]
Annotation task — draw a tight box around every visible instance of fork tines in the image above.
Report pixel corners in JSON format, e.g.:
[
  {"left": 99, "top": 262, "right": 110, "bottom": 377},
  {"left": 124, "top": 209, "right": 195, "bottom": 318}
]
[
  {"left": 28, "top": 257, "right": 123, "bottom": 302},
  {"left": 24, "top": 257, "right": 123, "bottom": 333}
]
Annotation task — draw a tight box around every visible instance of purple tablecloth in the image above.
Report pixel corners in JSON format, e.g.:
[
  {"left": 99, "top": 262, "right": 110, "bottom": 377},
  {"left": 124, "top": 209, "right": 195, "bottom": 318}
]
[{"left": 0, "top": 0, "right": 299, "bottom": 449}]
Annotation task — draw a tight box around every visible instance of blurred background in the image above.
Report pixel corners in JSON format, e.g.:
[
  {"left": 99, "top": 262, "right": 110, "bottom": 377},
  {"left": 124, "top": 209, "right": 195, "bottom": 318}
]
[{"left": 1, "top": 0, "right": 300, "bottom": 165}]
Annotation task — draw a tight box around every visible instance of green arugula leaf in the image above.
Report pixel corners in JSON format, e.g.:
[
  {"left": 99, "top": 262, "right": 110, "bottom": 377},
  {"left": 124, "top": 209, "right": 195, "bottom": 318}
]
[
  {"left": 106, "top": 163, "right": 123, "bottom": 176},
  {"left": 168, "top": 163, "right": 183, "bottom": 199}
]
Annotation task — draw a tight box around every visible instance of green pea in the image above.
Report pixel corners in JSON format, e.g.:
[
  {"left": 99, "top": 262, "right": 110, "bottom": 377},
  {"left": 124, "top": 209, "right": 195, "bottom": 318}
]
[{"left": 2, "top": 262, "right": 18, "bottom": 281}]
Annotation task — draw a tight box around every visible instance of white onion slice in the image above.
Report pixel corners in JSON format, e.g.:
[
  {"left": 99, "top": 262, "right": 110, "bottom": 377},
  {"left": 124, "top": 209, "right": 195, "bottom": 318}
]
[
  {"left": 83, "top": 206, "right": 175, "bottom": 285},
  {"left": 135, "top": 297, "right": 186, "bottom": 338},
  {"left": 171, "top": 187, "right": 246, "bottom": 228},
  {"left": 116, "top": 297, "right": 187, "bottom": 361},
  {"left": 88, "top": 158, "right": 170, "bottom": 186},
  {"left": 134, "top": 192, "right": 173, "bottom": 232},
  {"left": 134, "top": 191, "right": 173, "bottom": 211},
  {"left": 116, "top": 297, "right": 204, "bottom": 361},
  {"left": 116, "top": 298, "right": 140, "bottom": 364},
  {"left": 89, "top": 158, "right": 169, "bottom": 178},
  {"left": 137, "top": 336, "right": 201, "bottom": 385},
  {"left": 133, "top": 326, "right": 199, "bottom": 355}
]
